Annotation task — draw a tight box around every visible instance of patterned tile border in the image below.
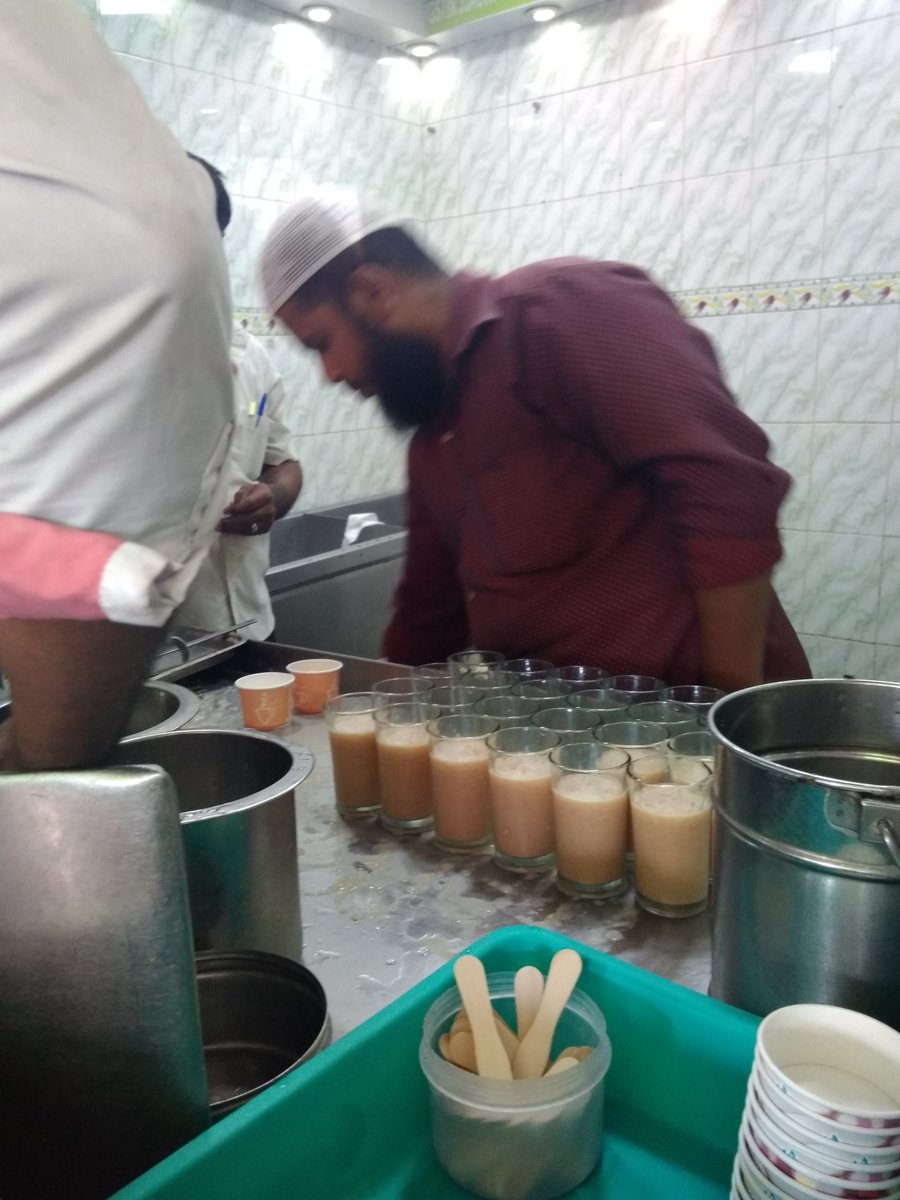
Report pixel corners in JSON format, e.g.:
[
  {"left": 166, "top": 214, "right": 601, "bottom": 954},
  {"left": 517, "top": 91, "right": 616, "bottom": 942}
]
[
  {"left": 236, "top": 274, "right": 900, "bottom": 333},
  {"left": 675, "top": 275, "right": 900, "bottom": 318}
]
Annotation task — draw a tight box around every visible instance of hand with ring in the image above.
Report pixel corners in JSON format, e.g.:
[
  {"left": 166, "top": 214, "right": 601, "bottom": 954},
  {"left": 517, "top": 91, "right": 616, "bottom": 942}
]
[{"left": 217, "top": 482, "right": 276, "bottom": 537}]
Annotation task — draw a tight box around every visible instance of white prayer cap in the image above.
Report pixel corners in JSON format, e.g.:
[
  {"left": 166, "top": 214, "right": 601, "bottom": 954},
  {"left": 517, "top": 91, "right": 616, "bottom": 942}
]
[{"left": 260, "top": 188, "right": 400, "bottom": 313}]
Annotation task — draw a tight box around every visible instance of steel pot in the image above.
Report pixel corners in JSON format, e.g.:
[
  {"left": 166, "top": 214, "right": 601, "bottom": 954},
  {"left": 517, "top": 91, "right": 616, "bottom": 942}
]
[
  {"left": 708, "top": 678, "right": 900, "bottom": 1030},
  {"left": 0, "top": 680, "right": 199, "bottom": 740},
  {"left": 196, "top": 950, "right": 330, "bottom": 1119},
  {"left": 110, "top": 729, "right": 314, "bottom": 962}
]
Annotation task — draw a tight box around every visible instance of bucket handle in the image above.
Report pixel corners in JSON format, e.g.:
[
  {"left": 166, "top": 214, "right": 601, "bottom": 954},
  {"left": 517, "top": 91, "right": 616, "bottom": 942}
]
[{"left": 877, "top": 818, "right": 900, "bottom": 870}]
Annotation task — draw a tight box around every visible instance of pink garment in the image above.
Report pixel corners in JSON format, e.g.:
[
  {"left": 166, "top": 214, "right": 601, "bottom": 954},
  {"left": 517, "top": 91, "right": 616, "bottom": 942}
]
[
  {"left": 0, "top": 514, "right": 114, "bottom": 620},
  {"left": 382, "top": 260, "right": 810, "bottom": 684}
]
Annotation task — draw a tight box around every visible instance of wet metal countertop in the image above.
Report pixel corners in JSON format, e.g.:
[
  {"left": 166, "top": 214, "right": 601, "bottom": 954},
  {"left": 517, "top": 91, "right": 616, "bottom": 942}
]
[{"left": 184, "top": 642, "right": 712, "bottom": 1043}]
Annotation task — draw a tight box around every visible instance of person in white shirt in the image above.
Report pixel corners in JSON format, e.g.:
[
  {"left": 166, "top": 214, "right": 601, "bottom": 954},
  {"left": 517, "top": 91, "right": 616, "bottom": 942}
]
[
  {"left": 177, "top": 157, "right": 302, "bottom": 641},
  {"left": 0, "top": 1, "right": 235, "bottom": 771}
]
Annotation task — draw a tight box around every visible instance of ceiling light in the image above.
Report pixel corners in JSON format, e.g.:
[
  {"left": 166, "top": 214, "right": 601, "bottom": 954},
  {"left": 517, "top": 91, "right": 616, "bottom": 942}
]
[
  {"left": 302, "top": 5, "right": 333, "bottom": 22},
  {"left": 530, "top": 4, "right": 561, "bottom": 21},
  {"left": 407, "top": 41, "right": 439, "bottom": 58}
]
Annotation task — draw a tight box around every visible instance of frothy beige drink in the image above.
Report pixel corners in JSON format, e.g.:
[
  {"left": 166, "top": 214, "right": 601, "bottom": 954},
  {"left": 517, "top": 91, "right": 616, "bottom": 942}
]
[
  {"left": 329, "top": 712, "right": 381, "bottom": 814},
  {"left": 430, "top": 739, "right": 491, "bottom": 846},
  {"left": 376, "top": 724, "right": 433, "bottom": 825},
  {"left": 552, "top": 772, "right": 628, "bottom": 886},
  {"left": 489, "top": 756, "right": 555, "bottom": 862},
  {"left": 630, "top": 783, "right": 711, "bottom": 911}
]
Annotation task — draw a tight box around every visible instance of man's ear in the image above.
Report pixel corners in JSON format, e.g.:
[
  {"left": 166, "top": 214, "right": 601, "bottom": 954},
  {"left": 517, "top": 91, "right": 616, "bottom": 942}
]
[{"left": 345, "top": 264, "right": 400, "bottom": 327}]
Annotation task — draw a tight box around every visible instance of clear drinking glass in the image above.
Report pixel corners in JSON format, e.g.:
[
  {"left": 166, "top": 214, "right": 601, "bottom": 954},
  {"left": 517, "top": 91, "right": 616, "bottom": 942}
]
[
  {"left": 607, "top": 674, "right": 667, "bottom": 704},
  {"left": 372, "top": 676, "right": 431, "bottom": 707},
  {"left": 473, "top": 695, "right": 544, "bottom": 730},
  {"left": 661, "top": 685, "right": 725, "bottom": 723},
  {"left": 595, "top": 720, "right": 670, "bottom": 858},
  {"left": 550, "top": 743, "right": 630, "bottom": 899},
  {"left": 324, "top": 692, "right": 382, "bottom": 819},
  {"left": 569, "top": 688, "right": 631, "bottom": 724},
  {"left": 447, "top": 649, "right": 506, "bottom": 680},
  {"left": 427, "top": 714, "right": 498, "bottom": 850},
  {"left": 531, "top": 706, "right": 598, "bottom": 744},
  {"left": 487, "top": 726, "right": 559, "bottom": 872},
  {"left": 667, "top": 729, "right": 716, "bottom": 879},
  {"left": 427, "top": 683, "right": 486, "bottom": 715},
  {"left": 667, "top": 729, "right": 714, "bottom": 781},
  {"left": 627, "top": 759, "right": 712, "bottom": 918},
  {"left": 503, "top": 658, "right": 557, "bottom": 681},
  {"left": 594, "top": 720, "right": 669, "bottom": 763},
  {"left": 471, "top": 669, "right": 520, "bottom": 697},
  {"left": 373, "top": 701, "right": 442, "bottom": 832},
  {"left": 510, "top": 679, "right": 574, "bottom": 706},
  {"left": 412, "top": 662, "right": 453, "bottom": 685},
  {"left": 557, "top": 665, "right": 611, "bottom": 689},
  {"left": 627, "top": 700, "right": 701, "bottom": 737}
]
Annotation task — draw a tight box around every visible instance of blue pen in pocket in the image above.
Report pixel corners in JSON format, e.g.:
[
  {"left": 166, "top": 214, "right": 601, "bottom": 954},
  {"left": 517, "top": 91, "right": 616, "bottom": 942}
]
[{"left": 255, "top": 393, "right": 267, "bottom": 426}]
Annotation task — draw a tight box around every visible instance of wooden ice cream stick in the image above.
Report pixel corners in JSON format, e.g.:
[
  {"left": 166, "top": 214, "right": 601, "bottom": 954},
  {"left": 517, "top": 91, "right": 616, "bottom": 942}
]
[{"left": 453, "top": 955, "right": 513, "bottom": 1080}]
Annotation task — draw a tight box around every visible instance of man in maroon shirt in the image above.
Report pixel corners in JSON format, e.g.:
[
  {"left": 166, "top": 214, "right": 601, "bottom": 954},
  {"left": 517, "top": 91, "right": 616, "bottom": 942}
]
[{"left": 260, "top": 193, "right": 810, "bottom": 691}]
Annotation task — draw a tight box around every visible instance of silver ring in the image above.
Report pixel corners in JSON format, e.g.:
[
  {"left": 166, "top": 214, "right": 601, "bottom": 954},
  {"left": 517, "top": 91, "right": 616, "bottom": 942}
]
[{"left": 251, "top": 522, "right": 259, "bottom": 534}]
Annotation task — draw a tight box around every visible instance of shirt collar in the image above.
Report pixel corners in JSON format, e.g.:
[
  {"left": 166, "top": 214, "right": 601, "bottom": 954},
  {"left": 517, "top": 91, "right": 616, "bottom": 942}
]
[{"left": 447, "top": 270, "right": 502, "bottom": 364}]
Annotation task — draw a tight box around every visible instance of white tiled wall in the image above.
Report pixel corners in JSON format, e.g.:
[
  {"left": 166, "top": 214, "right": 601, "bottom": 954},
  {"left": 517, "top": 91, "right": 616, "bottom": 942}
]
[{"left": 77, "top": 0, "right": 900, "bottom": 678}]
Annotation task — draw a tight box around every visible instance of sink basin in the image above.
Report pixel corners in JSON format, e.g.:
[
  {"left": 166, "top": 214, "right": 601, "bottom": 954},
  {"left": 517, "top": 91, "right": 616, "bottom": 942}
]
[
  {"left": 0, "top": 680, "right": 199, "bottom": 741},
  {"left": 265, "top": 492, "right": 408, "bottom": 658}
]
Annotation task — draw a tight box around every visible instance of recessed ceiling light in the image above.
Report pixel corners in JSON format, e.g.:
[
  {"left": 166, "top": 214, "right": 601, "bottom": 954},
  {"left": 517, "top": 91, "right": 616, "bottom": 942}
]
[
  {"left": 530, "top": 4, "right": 561, "bottom": 21},
  {"left": 302, "top": 5, "right": 333, "bottom": 22},
  {"left": 407, "top": 41, "right": 439, "bottom": 58}
]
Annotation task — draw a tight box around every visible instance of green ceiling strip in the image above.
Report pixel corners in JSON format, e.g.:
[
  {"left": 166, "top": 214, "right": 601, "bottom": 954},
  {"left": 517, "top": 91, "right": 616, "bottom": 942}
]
[{"left": 426, "top": 0, "right": 530, "bottom": 34}]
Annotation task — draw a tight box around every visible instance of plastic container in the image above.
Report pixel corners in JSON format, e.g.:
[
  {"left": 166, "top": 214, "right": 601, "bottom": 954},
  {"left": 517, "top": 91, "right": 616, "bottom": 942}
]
[
  {"left": 420, "top": 976, "right": 611, "bottom": 1200},
  {"left": 110, "top": 925, "right": 760, "bottom": 1200}
]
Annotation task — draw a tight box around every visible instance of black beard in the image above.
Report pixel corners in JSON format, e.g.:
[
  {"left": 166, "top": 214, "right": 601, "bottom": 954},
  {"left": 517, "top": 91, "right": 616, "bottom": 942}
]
[{"left": 365, "top": 330, "right": 447, "bottom": 432}]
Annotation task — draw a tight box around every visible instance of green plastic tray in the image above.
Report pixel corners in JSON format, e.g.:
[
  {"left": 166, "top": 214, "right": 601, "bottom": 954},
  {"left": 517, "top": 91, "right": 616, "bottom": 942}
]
[{"left": 112, "top": 925, "right": 758, "bottom": 1200}]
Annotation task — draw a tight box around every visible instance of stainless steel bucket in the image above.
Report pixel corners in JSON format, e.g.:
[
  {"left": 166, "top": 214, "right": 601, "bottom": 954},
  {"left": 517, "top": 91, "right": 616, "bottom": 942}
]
[
  {"left": 110, "top": 729, "right": 314, "bottom": 962},
  {"left": 708, "top": 678, "right": 900, "bottom": 1029}
]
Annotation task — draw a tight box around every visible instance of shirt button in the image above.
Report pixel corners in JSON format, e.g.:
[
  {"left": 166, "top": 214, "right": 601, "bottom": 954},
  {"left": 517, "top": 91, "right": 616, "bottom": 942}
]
[
  {"left": 466, "top": 590, "right": 476, "bottom": 602},
  {"left": 439, "top": 431, "right": 455, "bottom": 444}
]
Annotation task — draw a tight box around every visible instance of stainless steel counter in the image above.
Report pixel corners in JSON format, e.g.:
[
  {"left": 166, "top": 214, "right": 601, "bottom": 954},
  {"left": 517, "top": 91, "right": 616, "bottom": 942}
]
[{"left": 184, "top": 644, "right": 712, "bottom": 1042}]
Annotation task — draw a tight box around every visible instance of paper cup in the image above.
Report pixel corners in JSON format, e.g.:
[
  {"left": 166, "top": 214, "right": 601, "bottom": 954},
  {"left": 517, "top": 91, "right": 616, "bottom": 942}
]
[
  {"left": 287, "top": 659, "right": 343, "bottom": 715},
  {"left": 235, "top": 672, "right": 293, "bottom": 731},
  {"left": 747, "top": 1084, "right": 900, "bottom": 1182},
  {"left": 756, "top": 1006, "right": 900, "bottom": 1129}
]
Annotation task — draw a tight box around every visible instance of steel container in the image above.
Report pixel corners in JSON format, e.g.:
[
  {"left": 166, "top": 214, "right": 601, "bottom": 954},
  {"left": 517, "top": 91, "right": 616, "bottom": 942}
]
[
  {"left": 708, "top": 679, "right": 900, "bottom": 1030},
  {"left": 0, "top": 765, "right": 209, "bottom": 1200},
  {"left": 196, "top": 950, "right": 330, "bottom": 1118},
  {"left": 110, "top": 729, "right": 314, "bottom": 962},
  {"left": 0, "top": 680, "right": 199, "bottom": 742}
]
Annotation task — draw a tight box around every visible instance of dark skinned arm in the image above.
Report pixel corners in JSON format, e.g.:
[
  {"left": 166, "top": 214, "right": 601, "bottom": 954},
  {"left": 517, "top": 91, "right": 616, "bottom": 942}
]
[
  {"left": 0, "top": 617, "right": 163, "bottom": 772},
  {"left": 693, "top": 572, "right": 772, "bottom": 692},
  {"left": 216, "top": 459, "right": 302, "bottom": 537}
]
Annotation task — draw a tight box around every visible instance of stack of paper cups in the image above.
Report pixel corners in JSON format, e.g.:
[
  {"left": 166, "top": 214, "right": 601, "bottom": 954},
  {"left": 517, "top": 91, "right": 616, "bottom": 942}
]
[{"left": 731, "top": 1005, "right": 900, "bottom": 1200}]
